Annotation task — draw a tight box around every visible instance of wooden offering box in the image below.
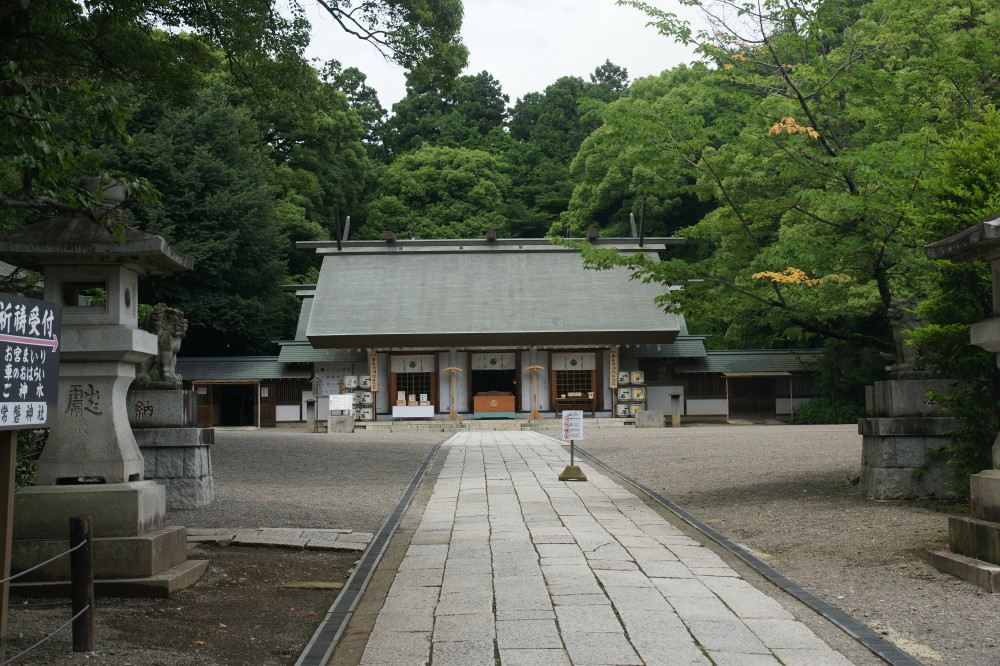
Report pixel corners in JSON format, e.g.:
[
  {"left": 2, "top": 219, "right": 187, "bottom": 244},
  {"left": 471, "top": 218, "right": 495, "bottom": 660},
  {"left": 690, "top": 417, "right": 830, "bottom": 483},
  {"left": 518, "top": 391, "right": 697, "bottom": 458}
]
[{"left": 473, "top": 392, "right": 515, "bottom": 419}]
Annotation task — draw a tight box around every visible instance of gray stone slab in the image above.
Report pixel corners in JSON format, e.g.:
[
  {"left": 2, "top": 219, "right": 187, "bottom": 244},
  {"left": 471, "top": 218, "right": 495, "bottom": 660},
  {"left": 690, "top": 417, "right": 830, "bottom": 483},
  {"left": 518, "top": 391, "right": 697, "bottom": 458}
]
[
  {"left": 391, "top": 568, "right": 444, "bottom": 588},
  {"left": 709, "top": 653, "right": 781, "bottom": 666},
  {"left": 496, "top": 619, "right": 562, "bottom": 649},
  {"left": 594, "top": 568, "right": 654, "bottom": 588},
  {"left": 444, "top": 557, "right": 493, "bottom": 574},
  {"left": 642, "top": 560, "right": 694, "bottom": 578},
  {"left": 233, "top": 534, "right": 308, "bottom": 547},
  {"left": 627, "top": 546, "right": 679, "bottom": 562},
  {"left": 702, "top": 578, "right": 794, "bottom": 620},
  {"left": 551, "top": 593, "right": 611, "bottom": 606},
  {"left": 436, "top": 591, "right": 494, "bottom": 616},
  {"left": 586, "top": 542, "right": 632, "bottom": 560},
  {"left": 498, "top": 648, "right": 572, "bottom": 665},
  {"left": 668, "top": 545, "right": 729, "bottom": 567},
  {"left": 666, "top": 595, "right": 736, "bottom": 621},
  {"left": 653, "top": 577, "right": 717, "bottom": 598},
  {"left": 399, "top": 554, "right": 449, "bottom": 571},
  {"left": 410, "top": 530, "right": 452, "bottom": 545},
  {"left": 633, "top": 642, "right": 712, "bottom": 666},
  {"left": 336, "top": 531, "right": 374, "bottom": 543},
  {"left": 433, "top": 612, "right": 495, "bottom": 642},
  {"left": 772, "top": 648, "right": 855, "bottom": 666},
  {"left": 689, "top": 567, "right": 740, "bottom": 577},
  {"left": 383, "top": 584, "right": 441, "bottom": 609},
  {"left": 588, "top": 558, "right": 639, "bottom": 571},
  {"left": 604, "top": 585, "right": 673, "bottom": 612},
  {"left": 496, "top": 609, "right": 555, "bottom": 621},
  {"left": 431, "top": 640, "right": 495, "bottom": 666},
  {"left": 441, "top": 572, "right": 492, "bottom": 599},
  {"left": 360, "top": 631, "right": 431, "bottom": 665},
  {"left": 554, "top": 604, "right": 623, "bottom": 633},
  {"left": 371, "top": 606, "right": 435, "bottom": 633},
  {"left": 744, "top": 619, "right": 832, "bottom": 650},
  {"left": 685, "top": 619, "right": 770, "bottom": 654},
  {"left": 561, "top": 631, "right": 643, "bottom": 665}
]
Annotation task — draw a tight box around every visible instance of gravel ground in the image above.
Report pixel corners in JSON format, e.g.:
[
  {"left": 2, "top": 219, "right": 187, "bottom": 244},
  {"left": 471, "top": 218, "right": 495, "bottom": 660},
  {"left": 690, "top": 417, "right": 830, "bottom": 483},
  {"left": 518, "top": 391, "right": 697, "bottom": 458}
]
[
  {"left": 579, "top": 424, "right": 1000, "bottom": 666},
  {"left": 4, "top": 428, "right": 444, "bottom": 666},
  {"left": 170, "top": 428, "right": 446, "bottom": 532}
]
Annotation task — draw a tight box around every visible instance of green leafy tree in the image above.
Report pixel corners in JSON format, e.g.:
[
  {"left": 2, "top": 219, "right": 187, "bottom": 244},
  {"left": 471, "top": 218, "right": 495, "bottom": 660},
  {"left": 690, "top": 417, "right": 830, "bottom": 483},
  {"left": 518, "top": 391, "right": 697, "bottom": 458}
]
[
  {"left": 572, "top": 0, "right": 1000, "bottom": 351},
  {"left": 506, "top": 63, "right": 631, "bottom": 237},
  {"left": 556, "top": 63, "right": 731, "bottom": 238},
  {"left": 360, "top": 145, "right": 513, "bottom": 239},
  {"left": 383, "top": 71, "right": 509, "bottom": 156},
  {"left": 321, "top": 59, "right": 388, "bottom": 148},
  {"left": 105, "top": 84, "right": 298, "bottom": 355},
  {"left": 908, "top": 108, "right": 1000, "bottom": 492},
  {"left": 1, "top": 0, "right": 465, "bottom": 217}
]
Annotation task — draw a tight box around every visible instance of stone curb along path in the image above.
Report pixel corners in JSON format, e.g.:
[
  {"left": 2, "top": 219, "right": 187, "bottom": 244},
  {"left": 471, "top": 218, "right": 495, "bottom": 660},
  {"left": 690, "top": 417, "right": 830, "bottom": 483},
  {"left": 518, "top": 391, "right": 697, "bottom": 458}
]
[
  {"left": 187, "top": 527, "right": 375, "bottom": 551},
  {"left": 358, "top": 431, "right": 860, "bottom": 666}
]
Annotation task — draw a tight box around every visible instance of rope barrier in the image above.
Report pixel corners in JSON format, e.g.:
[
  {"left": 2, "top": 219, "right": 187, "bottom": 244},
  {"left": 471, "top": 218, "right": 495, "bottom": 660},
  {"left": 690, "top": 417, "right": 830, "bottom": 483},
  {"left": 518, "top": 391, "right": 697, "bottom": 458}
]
[
  {"left": 0, "top": 604, "right": 91, "bottom": 666},
  {"left": 0, "top": 540, "right": 84, "bottom": 584}
]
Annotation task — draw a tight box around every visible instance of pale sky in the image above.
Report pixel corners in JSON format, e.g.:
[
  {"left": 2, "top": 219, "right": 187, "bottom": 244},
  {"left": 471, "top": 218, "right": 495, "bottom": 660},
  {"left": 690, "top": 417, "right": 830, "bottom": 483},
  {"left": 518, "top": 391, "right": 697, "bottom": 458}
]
[{"left": 302, "top": 0, "right": 700, "bottom": 111}]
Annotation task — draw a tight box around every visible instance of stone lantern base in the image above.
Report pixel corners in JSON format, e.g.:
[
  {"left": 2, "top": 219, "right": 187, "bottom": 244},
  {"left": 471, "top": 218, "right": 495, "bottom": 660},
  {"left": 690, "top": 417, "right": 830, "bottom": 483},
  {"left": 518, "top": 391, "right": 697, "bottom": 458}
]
[{"left": 11, "top": 481, "right": 207, "bottom": 596}]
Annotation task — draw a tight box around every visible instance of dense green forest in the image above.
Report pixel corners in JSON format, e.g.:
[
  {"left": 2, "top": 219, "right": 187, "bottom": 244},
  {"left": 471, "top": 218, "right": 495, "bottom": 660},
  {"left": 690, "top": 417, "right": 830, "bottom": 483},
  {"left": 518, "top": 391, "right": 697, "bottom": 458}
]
[{"left": 3, "top": 0, "right": 1000, "bottom": 472}]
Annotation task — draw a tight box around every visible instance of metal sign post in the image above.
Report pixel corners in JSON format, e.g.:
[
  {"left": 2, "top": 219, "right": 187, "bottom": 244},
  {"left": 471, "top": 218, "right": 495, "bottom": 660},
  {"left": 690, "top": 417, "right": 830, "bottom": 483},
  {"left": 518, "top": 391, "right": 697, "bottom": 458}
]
[
  {"left": 558, "top": 410, "right": 587, "bottom": 482},
  {"left": 0, "top": 294, "right": 61, "bottom": 660}
]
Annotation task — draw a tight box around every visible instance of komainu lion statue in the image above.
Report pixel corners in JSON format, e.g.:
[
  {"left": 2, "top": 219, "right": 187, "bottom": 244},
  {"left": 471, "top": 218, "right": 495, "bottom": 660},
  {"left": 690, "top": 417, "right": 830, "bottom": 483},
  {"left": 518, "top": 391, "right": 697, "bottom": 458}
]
[{"left": 135, "top": 305, "right": 188, "bottom": 389}]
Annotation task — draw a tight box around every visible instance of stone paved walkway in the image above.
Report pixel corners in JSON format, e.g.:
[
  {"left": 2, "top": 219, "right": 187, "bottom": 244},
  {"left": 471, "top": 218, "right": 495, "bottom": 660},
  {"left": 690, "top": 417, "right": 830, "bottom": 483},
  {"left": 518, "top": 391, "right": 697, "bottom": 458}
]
[
  {"left": 187, "top": 527, "right": 374, "bottom": 551},
  {"left": 360, "top": 431, "right": 856, "bottom": 666}
]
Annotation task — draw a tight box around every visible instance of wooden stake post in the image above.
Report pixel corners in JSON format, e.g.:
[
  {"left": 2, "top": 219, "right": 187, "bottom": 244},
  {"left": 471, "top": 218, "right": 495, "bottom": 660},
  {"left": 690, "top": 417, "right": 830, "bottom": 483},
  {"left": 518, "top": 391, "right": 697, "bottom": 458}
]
[{"left": 1, "top": 431, "right": 15, "bottom": 660}]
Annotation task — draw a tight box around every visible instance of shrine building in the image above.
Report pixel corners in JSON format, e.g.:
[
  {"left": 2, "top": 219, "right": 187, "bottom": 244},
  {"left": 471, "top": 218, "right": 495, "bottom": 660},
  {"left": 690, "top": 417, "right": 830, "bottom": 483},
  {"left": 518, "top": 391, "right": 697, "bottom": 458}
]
[{"left": 255, "top": 235, "right": 819, "bottom": 424}]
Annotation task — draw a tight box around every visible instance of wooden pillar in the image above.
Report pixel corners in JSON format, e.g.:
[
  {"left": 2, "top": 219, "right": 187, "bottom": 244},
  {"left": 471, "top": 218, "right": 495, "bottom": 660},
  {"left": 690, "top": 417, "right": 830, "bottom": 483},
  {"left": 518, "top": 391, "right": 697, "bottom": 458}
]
[
  {"left": 444, "top": 366, "right": 462, "bottom": 420},
  {"left": 528, "top": 365, "right": 544, "bottom": 419}
]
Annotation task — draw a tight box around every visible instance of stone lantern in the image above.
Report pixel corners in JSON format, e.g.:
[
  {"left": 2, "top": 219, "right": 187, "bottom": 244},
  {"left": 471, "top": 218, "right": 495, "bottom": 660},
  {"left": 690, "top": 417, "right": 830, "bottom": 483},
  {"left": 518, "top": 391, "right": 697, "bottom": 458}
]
[
  {"left": 0, "top": 218, "right": 206, "bottom": 594},
  {"left": 924, "top": 215, "right": 1000, "bottom": 591}
]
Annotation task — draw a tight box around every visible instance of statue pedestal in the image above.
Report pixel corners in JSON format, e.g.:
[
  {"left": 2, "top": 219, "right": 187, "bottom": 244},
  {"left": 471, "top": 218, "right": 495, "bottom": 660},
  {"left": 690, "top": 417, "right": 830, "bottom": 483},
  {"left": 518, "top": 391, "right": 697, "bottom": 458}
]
[
  {"left": 859, "top": 377, "right": 957, "bottom": 499},
  {"left": 129, "top": 388, "right": 215, "bottom": 509},
  {"left": 11, "top": 482, "right": 207, "bottom": 596}
]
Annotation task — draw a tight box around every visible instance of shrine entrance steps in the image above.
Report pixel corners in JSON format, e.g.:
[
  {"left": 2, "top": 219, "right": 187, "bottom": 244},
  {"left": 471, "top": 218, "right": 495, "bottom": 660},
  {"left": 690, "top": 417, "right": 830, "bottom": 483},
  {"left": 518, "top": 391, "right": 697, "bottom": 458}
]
[{"left": 353, "top": 417, "right": 634, "bottom": 433}]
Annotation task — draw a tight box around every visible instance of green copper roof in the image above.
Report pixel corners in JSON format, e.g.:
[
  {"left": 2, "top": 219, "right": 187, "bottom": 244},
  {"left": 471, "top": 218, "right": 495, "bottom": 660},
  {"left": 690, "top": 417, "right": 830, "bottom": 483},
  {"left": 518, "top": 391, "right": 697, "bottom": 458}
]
[
  {"left": 306, "top": 247, "right": 681, "bottom": 348},
  {"left": 673, "top": 349, "right": 822, "bottom": 374},
  {"left": 620, "top": 337, "right": 708, "bottom": 358},
  {"left": 176, "top": 356, "right": 311, "bottom": 381},
  {"left": 277, "top": 343, "right": 365, "bottom": 364}
]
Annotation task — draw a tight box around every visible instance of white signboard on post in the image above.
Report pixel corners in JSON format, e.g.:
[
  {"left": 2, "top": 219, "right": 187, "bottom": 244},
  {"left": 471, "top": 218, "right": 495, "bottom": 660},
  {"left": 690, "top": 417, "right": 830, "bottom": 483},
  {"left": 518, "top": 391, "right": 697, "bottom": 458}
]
[
  {"left": 561, "top": 410, "right": 584, "bottom": 441},
  {"left": 329, "top": 394, "right": 354, "bottom": 412}
]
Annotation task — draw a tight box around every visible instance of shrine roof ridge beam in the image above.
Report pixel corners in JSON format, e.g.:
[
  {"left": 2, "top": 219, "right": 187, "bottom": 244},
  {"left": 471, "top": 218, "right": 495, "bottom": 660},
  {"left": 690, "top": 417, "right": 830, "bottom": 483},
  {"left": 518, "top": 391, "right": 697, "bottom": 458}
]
[
  {"left": 308, "top": 330, "right": 680, "bottom": 348},
  {"left": 316, "top": 344, "right": 641, "bottom": 352},
  {"left": 298, "top": 237, "right": 683, "bottom": 255}
]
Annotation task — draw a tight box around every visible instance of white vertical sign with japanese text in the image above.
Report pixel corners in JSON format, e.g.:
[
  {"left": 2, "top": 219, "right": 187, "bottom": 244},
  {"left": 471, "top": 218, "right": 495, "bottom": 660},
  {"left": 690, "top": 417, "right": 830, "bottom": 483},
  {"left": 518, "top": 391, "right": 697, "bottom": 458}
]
[
  {"left": 0, "top": 294, "right": 61, "bottom": 429},
  {"left": 561, "top": 410, "right": 584, "bottom": 441}
]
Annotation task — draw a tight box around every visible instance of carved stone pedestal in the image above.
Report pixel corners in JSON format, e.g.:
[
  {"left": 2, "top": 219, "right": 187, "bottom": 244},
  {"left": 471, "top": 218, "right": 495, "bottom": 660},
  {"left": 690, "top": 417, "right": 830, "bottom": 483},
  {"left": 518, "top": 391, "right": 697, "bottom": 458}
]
[
  {"left": 859, "top": 377, "right": 957, "bottom": 499},
  {"left": 130, "top": 388, "right": 214, "bottom": 509}
]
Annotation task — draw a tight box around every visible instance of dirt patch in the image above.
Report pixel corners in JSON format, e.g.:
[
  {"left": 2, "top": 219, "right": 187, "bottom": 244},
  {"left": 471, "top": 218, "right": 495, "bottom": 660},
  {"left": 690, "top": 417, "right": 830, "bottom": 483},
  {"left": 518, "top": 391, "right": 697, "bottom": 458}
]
[{"left": 5, "top": 545, "right": 357, "bottom": 665}]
